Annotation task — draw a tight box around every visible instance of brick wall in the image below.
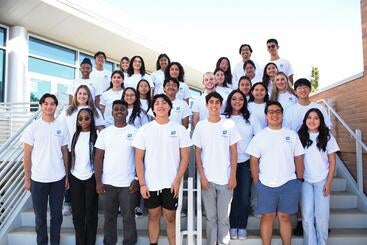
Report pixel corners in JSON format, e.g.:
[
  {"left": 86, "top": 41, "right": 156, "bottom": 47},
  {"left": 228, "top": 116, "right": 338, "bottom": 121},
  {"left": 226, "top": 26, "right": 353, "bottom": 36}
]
[{"left": 310, "top": 0, "right": 367, "bottom": 193}]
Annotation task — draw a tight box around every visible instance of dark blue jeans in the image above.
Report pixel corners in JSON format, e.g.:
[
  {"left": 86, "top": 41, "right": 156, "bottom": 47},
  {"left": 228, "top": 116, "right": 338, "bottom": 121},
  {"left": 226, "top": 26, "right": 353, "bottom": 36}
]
[
  {"left": 31, "top": 178, "right": 65, "bottom": 245},
  {"left": 229, "top": 161, "right": 251, "bottom": 229}
]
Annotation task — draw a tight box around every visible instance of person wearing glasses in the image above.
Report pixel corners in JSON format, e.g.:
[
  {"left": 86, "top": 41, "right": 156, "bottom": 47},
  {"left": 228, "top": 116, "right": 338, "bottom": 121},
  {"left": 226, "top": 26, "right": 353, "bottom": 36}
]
[
  {"left": 246, "top": 101, "right": 305, "bottom": 245},
  {"left": 266, "top": 38, "right": 294, "bottom": 84}
]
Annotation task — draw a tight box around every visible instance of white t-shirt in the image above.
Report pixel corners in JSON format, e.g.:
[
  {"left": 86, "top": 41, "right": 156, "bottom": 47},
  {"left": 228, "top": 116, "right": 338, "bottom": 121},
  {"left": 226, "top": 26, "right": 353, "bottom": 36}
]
[
  {"left": 271, "top": 58, "right": 294, "bottom": 77},
  {"left": 277, "top": 91, "right": 298, "bottom": 113},
  {"left": 132, "top": 120, "right": 192, "bottom": 191},
  {"left": 58, "top": 105, "right": 105, "bottom": 150},
  {"left": 140, "top": 98, "right": 150, "bottom": 112},
  {"left": 151, "top": 70, "right": 165, "bottom": 95},
  {"left": 100, "top": 89, "right": 124, "bottom": 126},
  {"left": 246, "top": 127, "right": 305, "bottom": 187},
  {"left": 70, "top": 131, "right": 94, "bottom": 180},
  {"left": 90, "top": 69, "right": 112, "bottom": 95},
  {"left": 283, "top": 102, "right": 331, "bottom": 132},
  {"left": 94, "top": 125, "right": 137, "bottom": 187},
  {"left": 192, "top": 118, "right": 241, "bottom": 185},
  {"left": 303, "top": 132, "right": 340, "bottom": 183},
  {"left": 228, "top": 115, "right": 262, "bottom": 163},
  {"left": 232, "top": 60, "right": 263, "bottom": 89},
  {"left": 124, "top": 74, "right": 154, "bottom": 89},
  {"left": 191, "top": 92, "right": 208, "bottom": 122},
  {"left": 216, "top": 86, "right": 232, "bottom": 113},
  {"left": 247, "top": 102, "right": 267, "bottom": 129},
  {"left": 148, "top": 98, "right": 192, "bottom": 125},
  {"left": 127, "top": 108, "right": 151, "bottom": 128},
  {"left": 68, "top": 78, "right": 98, "bottom": 99},
  {"left": 177, "top": 82, "right": 190, "bottom": 101},
  {"left": 21, "top": 118, "right": 69, "bottom": 183}
]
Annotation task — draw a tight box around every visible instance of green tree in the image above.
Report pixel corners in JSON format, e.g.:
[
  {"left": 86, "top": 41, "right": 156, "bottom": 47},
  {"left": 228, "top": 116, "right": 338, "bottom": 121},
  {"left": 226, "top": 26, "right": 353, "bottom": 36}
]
[{"left": 310, "top": 66, "right": 320, "bottom": 92}]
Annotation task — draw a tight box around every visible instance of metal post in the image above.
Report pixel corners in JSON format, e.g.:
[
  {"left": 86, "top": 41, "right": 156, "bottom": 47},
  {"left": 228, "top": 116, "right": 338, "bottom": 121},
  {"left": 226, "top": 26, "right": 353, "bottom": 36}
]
[
  {"left": 187, "top": 177, "right": 194, "bottom": 245},
  {"left": 196, "top": 173, "right": 202, "bottom": 245},
  {"left": 355, "top": 129, "right": 363, "bottom": 193}
]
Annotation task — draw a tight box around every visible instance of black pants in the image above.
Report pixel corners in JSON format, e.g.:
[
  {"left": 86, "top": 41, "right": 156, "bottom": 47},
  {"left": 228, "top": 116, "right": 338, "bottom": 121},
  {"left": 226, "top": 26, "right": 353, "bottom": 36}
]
[{"left": 70, "top": 174, "right": 98, "bottom": 245}]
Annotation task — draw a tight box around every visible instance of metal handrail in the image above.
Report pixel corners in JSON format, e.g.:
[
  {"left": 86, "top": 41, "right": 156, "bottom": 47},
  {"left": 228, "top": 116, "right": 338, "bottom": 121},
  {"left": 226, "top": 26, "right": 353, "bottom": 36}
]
[{"left": 318, "top": 99, "right": 366, "bottom": 193}]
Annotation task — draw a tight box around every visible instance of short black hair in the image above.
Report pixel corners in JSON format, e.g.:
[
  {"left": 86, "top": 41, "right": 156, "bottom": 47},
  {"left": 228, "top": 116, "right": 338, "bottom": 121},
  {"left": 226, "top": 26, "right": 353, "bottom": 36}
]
[
  {"left": 112, "top": 99, "right": 128, "bottom": 109},
  {"left": 266, "top": 38, "right": 279, "bottom": 46},
  {"left": 80, "top": 58, "right": 92, "bottom": 67},
  {"left": 163, "top": 77, "right": 180, "bottom": 88},
  {"left": 294, "top": 78, "right": 312, "bottom": 90},
  {"left": 243, "top": 59, "right": 256, "bottom": 70},
  {"left": 265, "top": 100, "right": 283, "bottom": 114},
  {"left": 239, "top": 44, "right": 253, "bottom": 54},
  {"left": 94, "top": 51, "right": 106, "bottom": 59},
  {"left": 152, "top": 94, "right": 172, "bottom": 116},
  {"left": 39, "top": 93, "right": 58, "bottom": 106},
  {"left": 205, "top": 91, "right": 223, "bottom": 104}
]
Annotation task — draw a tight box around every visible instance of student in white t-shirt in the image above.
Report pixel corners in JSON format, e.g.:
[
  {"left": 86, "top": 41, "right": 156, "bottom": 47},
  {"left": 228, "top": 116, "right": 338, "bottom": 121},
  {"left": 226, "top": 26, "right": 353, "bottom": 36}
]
[
  {"left": 237, "top": 76, "right": 252, "bottom": 101},
  {"left": 59, "top": 85, "right": 105, "bottom": 214},
  {"left": 214, "top": 68, "right": 232, "bottom": 113},
  {"left": 223, "top": 90, "right": 261, "bottom": 240},
  {"left": 122, "top": 87, "right": 151, "bottom": 128},
  {"left": 68, "top": 58, "right": 98, "bottom": 105},
  {"left": 270, "top": 72, "right": 297, "bottom": 113},
  {"left": 244, "top": 60, "right": 262, "bottom": 84},
  {"left": 137, "top": 79, "right": 152, "bottom": 113},
  {"left": 262, "top": 62, "right": 278, "bottom": 95},
  {"left": 191, "top": 72, "right": 216, "bottom": 128},
  {"left": 69, "top": 108, "right": 98, "bottom": 244},
  {"left": 215, "top": 57, "right": 233, "bottom": 88},
  {"left": 266, "top": 38, "right": 294, "bottom": 84},
  {"left": 125, "top": 55, "right": 154, "bottom": 92},
  {"left": 94, "top": 100, "right": 139, "bottom": 245},
  {"left": 284, "top": 78, "right": 331, "bottom": 132},
  {"left": 151, "top": 53, "right": 171, "bottom": 95},
  {"left": 247, "top": 82, "right": 269, "bottom": 129},
  {"left": 132, "top": 94, "right": 192, "bottom": 245},
  {"left": 298, "top": 108, "right": 340, "bottom": 245},
  {"left": 90, "top": 51, "right": 112, "bottom": 110},
  {"left": 164, "top": 62, "right": 190, "bottom": 104},
  {"left": 21, "top": 93, "right": 69, "bottom": 245},
  {"left": 246, "top": 101, "right": 304, "bottom": 245},
  {"left": 193, "top": 91, "right": 241, "bottom": 245},
  {"left": 100, "top": 70, "right": 124, "bottom": 126},
  {"left": 119, "top": 56, "right": 130, "bottom": 78}
]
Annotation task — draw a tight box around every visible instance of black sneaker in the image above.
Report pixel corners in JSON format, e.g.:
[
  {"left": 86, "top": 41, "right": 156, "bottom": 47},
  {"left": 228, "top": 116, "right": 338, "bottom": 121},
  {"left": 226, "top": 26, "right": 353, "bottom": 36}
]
[
  {"left": 293, "top": 221, "right": 303, "bottom": 236},
  {"left": 135, "top": 207, "right": 143, "bottom": 217}
]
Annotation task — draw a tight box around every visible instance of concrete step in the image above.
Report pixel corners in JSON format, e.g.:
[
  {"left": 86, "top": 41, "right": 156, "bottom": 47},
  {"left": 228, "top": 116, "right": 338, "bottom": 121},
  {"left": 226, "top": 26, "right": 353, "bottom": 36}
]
[
  {"left": 20, "top": 208, "right": 367, "bottom": 230},
  {"left": 332, "top": 177, "right": 347, "bottom": 192},
  {"left": 330, "top": 191, "right": 358, "bottom": 209},
  {"left": 7, "top": 226, "right": 367, "bottom": 245}
]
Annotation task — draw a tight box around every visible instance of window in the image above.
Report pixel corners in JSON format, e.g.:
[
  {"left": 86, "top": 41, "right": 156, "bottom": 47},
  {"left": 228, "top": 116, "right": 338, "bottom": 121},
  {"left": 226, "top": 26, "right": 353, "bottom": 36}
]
[
  {"left": 0, "top": 50, "right": 4, "bottom": 101},
  {"left": 29, "top": 37, "right": 76, "bottom": 65},
  {"left": 29, "top": 57, "right": 75, "bottom": 80},
  {"left": 0, "top": 27, "right": 5, "bottom": 46}
]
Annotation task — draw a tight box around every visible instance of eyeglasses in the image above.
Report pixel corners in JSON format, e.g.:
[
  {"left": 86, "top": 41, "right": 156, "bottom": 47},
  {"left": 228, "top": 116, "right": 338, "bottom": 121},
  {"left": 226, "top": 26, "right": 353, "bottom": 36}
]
[
  {"left": 78, "top": 116, "right": 91, "bottom": 121},
  {"left": 267, "top": 110, "right": 282, "bottom": 115},
  {"left": 267, "top": 44, "right": 276, "bottom": 49}
]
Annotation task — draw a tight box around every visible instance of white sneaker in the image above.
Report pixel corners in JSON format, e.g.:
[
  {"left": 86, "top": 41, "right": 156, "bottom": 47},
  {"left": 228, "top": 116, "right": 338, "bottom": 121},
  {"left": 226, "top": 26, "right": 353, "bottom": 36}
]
[
  {"left": 238, "top": 229, "right": 247, "bottom": 240},
  {"left": 62, "top": 203, "right": 72, "bottom": 216},
  {"left": 135, "top": 207, "right": 143, "bottom": 217},
  {"left": 230, "top": 228, "right": 238, "bottom": 240}
]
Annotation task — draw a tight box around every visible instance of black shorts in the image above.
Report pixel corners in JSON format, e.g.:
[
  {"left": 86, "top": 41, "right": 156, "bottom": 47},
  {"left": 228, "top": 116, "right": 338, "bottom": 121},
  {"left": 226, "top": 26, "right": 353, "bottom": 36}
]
[{"left": 144, "top": 188, "right": 178, "bottom": 210}]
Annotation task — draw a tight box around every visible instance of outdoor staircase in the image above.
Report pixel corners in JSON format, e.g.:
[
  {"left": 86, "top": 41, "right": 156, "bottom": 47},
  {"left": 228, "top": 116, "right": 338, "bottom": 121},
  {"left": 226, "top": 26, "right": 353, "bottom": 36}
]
[{"left": 6, "top": 168, "right": 367, "bottom": 245}]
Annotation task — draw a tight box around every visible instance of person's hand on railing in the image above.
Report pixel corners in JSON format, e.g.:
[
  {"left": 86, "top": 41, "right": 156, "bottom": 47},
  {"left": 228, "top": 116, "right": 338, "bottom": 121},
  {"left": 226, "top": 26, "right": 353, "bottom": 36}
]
[
  {"left": 200, "top": 175, "right": 209, "bottom": 190},
  {"left": 171, "top": 179, "right": 181, "bottom": 199},
  {"left": 228, "top": 176, "right": 237, "bottom": 190},
  {"left": 24, "top": 178, "right": 31, "bottom": 191},
  {"left": 96, "top": 181, "right": 106, "bottom": 194},
  {"left": 140, "top": 184, "right": 150, "bottom": 199}
]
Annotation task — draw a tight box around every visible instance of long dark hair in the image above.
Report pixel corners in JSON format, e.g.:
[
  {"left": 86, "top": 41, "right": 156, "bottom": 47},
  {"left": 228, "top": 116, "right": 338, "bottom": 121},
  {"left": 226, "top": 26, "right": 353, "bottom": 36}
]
[
  {"left": 215, "top": 57, "right": 232, "bottom": 85},
  {"left": 137, "top": 79, "right": 152, "bottom": 112},
  {"left": 213, "top": 68, "right": 228, "bottom": 88},
  {"left": 106, "top": 70, "right": 125, "bottom": 91},
  {"left": 156, "top": 53, "right": 171, "bottom": 70},
  {"left": 127, "top": 55, "right": 146, "bottom": 76},
  {"left": 122, "top": 87, "right": 143, "bottom": 124},
  {"left": 224, "top": 89, "right": 250, "bottom": 123},
  {"left": 164, "top": 62, "right": 185, "bottom": 82},
  {"left": 262, "top": 62, "right": 278, "bottom": 89},
  {"left": 248, "top": 82, "right": 269, "bottom": 102},
  {"left": 298, "top": 108, "right": 330, "bottom": 151},
  {"left": 70, "top": 108, "right": 98, "bottom": 170}
]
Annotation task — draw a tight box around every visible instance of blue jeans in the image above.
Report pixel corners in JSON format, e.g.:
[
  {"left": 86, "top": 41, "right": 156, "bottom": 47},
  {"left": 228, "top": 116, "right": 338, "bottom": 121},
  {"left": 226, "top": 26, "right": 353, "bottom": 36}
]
[
  {"left": 229, "top": 161, "right": 251, "bottom": 229},
  {"left": 30, "top": 178, "right": 65, "bottom": 245},
  {"left": 301, "top": 178, "right": 330, "bottom": 245}
]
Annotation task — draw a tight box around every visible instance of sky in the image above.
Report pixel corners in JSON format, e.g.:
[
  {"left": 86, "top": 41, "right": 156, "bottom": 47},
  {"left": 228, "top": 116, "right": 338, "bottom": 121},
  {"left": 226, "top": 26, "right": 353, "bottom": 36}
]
[{"left": 83, "top": 0, "right": 363, "bottom": 89}]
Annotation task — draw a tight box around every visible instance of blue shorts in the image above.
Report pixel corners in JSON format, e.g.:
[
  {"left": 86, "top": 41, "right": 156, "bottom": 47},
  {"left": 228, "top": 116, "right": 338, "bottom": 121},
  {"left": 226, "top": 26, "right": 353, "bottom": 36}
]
[{"left": 255, "top": 179, "right": 301, "bottom": 215}]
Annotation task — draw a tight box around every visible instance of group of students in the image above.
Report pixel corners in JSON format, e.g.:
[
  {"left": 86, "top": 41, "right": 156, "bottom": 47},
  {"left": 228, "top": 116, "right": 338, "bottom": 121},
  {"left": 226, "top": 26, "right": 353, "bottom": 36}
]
[{"left": 21, "top": 40, "right": 339, "bottom": 245}]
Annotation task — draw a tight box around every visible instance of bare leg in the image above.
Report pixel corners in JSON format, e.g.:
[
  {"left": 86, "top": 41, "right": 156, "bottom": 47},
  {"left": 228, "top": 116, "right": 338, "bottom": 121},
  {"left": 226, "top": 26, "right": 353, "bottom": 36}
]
[
  {"left": 148, "top": 207, "right": 162, "bottom": 243},
  {"left": 162, "top": 208, "right": 176, "bottom": 245},
  {"left": 260, "top": 213, "right": 276, "bottom": 245},
  {"left": 278, "top": 212, "right": 292, "bottom": 245}
]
